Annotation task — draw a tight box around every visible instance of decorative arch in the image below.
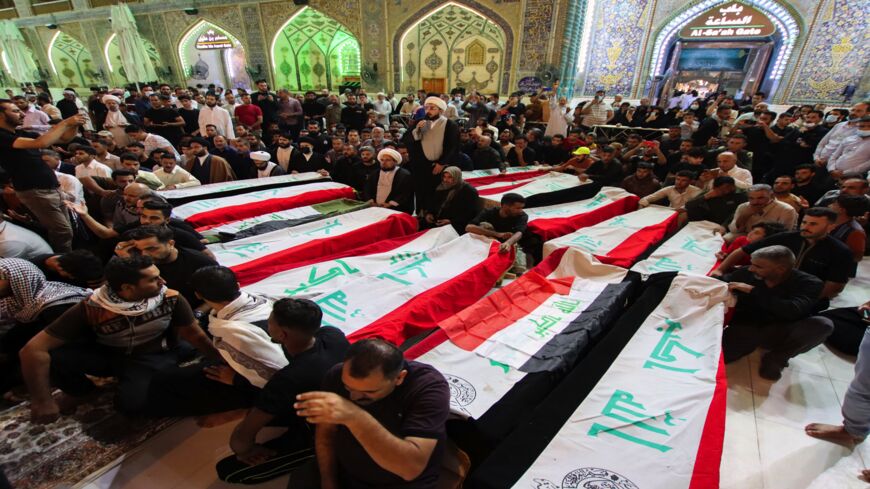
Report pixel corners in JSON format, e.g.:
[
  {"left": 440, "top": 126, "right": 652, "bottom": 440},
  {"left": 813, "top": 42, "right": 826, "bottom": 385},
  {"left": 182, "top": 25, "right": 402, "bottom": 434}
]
[
  {"left": 646, "top": 0, "right": 801, "bottom": 86},
  {"left": 393, "top": 0, "right": 514, "bottom": 93},
  {"left": 176, "top": 19, "right": 249, "bottom": 89},
  {"left": 270, "top": 7, "right": 361, "bottom": 91},
  {"left": 104, "top": 33, "right": 161, "bottom": 84},
  {"left": 48, "top": 31, "right": 102, "bottom": 88}
]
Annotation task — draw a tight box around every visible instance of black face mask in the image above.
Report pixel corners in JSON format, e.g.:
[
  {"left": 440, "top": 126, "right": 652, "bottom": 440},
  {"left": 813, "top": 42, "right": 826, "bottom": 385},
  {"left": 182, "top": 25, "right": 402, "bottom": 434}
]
[{"left": 301, "top": 146, "right": 312, "bottom": 154}]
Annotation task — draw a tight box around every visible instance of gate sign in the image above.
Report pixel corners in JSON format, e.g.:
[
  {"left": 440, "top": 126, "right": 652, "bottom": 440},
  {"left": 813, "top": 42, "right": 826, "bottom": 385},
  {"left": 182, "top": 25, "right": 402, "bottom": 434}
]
[
  {"left": 680, "top": 2, "right": 776, "bottom": 39},
  {"left": 196, "top": 30, "right": 233, "bottom": 50}
]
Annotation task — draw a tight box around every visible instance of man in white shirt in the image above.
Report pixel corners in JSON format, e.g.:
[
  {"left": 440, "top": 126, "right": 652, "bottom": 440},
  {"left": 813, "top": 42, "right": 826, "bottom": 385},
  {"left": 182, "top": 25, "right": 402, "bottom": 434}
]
[
  {"left": 638, "top": 170, "right": 702, "bottom": 210},
  {"left": 372, "top": 93, "right": 393, "bottom": 126},
  {"left": 13, "top": 96, "right": 51, "bottom": 134},
  {"left": 154, "top": 152, "right": 201, "bottom": 190},
  {"left": 725, "top": 183, "right": 797, "bottom": 241},
  {"left": 125, "top": 124, "right": 180, "bottom": 159},
  {"left": 199, "top": 93, "right": 235, "bottom": 139},
  {"left": 92, "top": 139, "right": 120, "bottom": 169},
  {"left": 72, "top": 146, "right": 112, "bottom": 179},
  {"left": 41, "top": 150, "right": 84, "bottom": 204},
  {"left": 702, "top": 151, "right": 752, "bottom": 191},
  {"left": 0, "top": 217, "right": 53, "bottom": 259},
  {"left": 580, "top": 89, "right": 613, "bottom": 128},
  {"left": 827, "top": 116, "right": 870, "bottom": 178},
  {"left": 814, "top": 101, "right": 867, "bottom": 165}
]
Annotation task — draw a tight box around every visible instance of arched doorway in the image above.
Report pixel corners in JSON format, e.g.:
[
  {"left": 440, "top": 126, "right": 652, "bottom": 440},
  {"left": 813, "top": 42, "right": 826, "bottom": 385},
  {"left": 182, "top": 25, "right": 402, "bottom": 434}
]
[
  {"left": 645, "top": 0, "right": 800, "bottom": 102},
  {"left": 177, "top": 20, "right": 250, "bottom": 90},
  {"left": 270, "top": 7, "right": 361, "bottom": 91},
  {"left": 48, "top": 31, "right": 103, "bottom": 88},
  {"left": 104, "top": 33, "right": 161, "bottom": 87},
  {"left": 398, "top": 2, "right": 507, "bottom": 95}
]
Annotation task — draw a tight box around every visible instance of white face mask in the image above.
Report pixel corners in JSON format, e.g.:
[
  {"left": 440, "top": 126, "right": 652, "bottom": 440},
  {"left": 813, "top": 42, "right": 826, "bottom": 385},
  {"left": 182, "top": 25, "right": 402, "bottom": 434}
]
[
  {"left": 690, "top": 104, "right": 699, "bottom": 110},
  {"left": 804, "top": 122, "right": 817, "bottom": 128},
  {"left": 825, "top": 115, "right": 839, "bottom": 123}
]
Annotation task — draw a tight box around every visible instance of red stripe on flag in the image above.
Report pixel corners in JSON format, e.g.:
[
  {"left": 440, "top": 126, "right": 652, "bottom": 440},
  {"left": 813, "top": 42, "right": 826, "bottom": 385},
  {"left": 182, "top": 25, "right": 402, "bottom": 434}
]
[
  {"left": 476, "top": 180, "right": 536, "bottom": 196},
  {"left": 187, "top": 186, "right": 356, "bottom": 229},
  {"left": 231, "top": 213, "right": 418, "bottom": 286},
  {"left": 404, "top": 329, "right": 450, "bottom": 359},
  {"left": 528, "top": 195, "right": 640, "bottom": 241},
  {"left": 466, "top": 170, "right": 550, "bottom": 187},
  {"left": 594, "top": 211, "right": 679, "bottom": 268},
  {"left": 437, "top": 269, "right": 571, "bottom": 351},
  {"left": 688, "top": 351, "right": 727, "bottom": 489},
  {"left": 348, "top": 241, "right": 515, "bottom": 346},
  {"left": 531, "top": 247, "right": 568, "bottom": 276}
]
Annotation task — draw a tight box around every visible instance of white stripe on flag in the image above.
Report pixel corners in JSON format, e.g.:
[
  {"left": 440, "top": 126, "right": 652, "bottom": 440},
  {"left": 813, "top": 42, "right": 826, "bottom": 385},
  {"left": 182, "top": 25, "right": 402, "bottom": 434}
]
[
  {"left": 631, "top": 221, "right": 724, "bottom": 276},
  {"left": 209, "top": 207, "right": 401, "bottom": 268},
  {"left": 243, "top": 226, "right": 459, "bottom": 298},
  {"left": 159, "top": 172, "right": 325, "bottom": 200},
  {"left": 172, "top": 181, "right": 348, "bottom": 220},
  {"left": 462, "top": 165, "right": 548, "bottom": 181},
  {"left": 481, "top": 172, "right": 589, "bottom": 205},
  {"left": 830, "top": 257, "right": 870, "bottom": 309},
  {"left": 543, "top": 205, "right": 675, "bottom": 258},
  {"left": 514, "top": 274, "right": 730, "bottom": 489},
  {"left": 526, "top": 187, "right": 634, "bottom": 222}
]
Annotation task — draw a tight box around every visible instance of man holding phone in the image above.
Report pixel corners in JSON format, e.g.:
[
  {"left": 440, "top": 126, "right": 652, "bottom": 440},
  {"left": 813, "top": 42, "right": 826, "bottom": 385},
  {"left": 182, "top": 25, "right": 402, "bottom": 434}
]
[{"left": 580, "top": 89, "right": 612, "bottom": 129}]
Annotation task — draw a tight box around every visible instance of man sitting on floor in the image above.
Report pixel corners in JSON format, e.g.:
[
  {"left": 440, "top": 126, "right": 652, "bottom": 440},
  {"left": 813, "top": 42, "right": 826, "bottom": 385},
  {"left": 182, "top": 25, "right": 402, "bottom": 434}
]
[
  {"left": 723, "top": 183, "right": 797, "bottom": 242},
  {"left": 295, "top": 338, "right": 448, "bottom": 489},
  {"left": 720, "top": 245, "right": 833, "bottom": 380},
  {"left": 144, "top": 266, "right": 288, "bottom": 424},
  {"left": 19, "top": 255, "right": 219, "bottom": 422},
  {"left": 363, "top": 148, "right": 413, "bottom": 213},
  {"left": 217, "top": 298, "right": 349, "bottom": 484}
]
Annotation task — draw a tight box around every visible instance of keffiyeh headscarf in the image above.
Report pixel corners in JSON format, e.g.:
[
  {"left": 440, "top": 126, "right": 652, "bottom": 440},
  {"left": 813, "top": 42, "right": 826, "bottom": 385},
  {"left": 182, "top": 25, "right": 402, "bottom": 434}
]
[
  {"left": 0, "top": 258, "right": 91, "bottom": 323},
  {"left": 90, "top": 283, "right": 167, "bottom": 317}
]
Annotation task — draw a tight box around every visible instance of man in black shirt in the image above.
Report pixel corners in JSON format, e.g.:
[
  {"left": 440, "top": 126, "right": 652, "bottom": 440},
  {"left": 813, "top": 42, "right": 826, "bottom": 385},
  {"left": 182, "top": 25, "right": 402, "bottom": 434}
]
[
  {"left": 721, "top": 245, "right": 833, "bottom": 380},
  {"left": 143, "top": 94, "right": 185, "bottom": 147},
  {"left": 713, "top": 207, "right": 853, "bottom": 304},
  {"left": 791, "top": 164, "right": 829, "bottom": 205},
  {"left": 506, "top": 135, "right": 538, "bottom": 167},
  {"left": 120, "top": 226, "right": 217, "bottom": 309},
  {"left": 253, "top": 80, "right": 278, "bottom": 127},
  {"left": 467, "top": 192, "right": 529, "bottom": 254},
  {"left": 296, "top": 338, "right": 448, "bottom": 489},
  {"left": 582, "top": 146, "right": 624, "bottom": 186},
  {"left": 216, "top": 298, "right": 350, "bottom": 483},
  {"left": 685, "top": 176, "right": 747, "bottom": 227},
  {"left": 341, "top": 94, "right": 367, "bottom": 131},
  {"left": 0, "top": 100, "right": 84, "bottom": 252}
]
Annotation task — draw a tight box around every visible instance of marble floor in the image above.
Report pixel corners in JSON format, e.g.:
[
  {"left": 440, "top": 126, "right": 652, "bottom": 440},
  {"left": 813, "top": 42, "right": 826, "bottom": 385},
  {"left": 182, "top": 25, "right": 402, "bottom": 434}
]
[{"left": 77, "top": 343, "right": 865, "bottom": 489}]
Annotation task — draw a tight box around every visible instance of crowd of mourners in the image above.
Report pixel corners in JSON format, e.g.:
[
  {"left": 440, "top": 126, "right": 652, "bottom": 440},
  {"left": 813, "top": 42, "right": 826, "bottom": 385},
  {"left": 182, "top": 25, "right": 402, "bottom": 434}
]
[{"left": 0, "top": 78, "right": 869, "bottom": 487}]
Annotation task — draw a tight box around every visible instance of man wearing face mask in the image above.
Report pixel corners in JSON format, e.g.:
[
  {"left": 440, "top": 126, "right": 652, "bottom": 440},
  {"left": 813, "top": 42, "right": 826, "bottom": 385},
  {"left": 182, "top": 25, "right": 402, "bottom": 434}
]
[
  {"left": 826, "top": 116, "right": 870, "bottom": 179},
  {"left": 403, "top": 96, "right": 459, "bottom": 214},
  {"left": 814, "top": 102, "right": 868, "bottom": 166},
  {"left": 288, "top": 136, "right": 329, "bottom": 176},
  {"left": 363, "top": 148, "right": 413, "bottom": 213},
  {"left": 782, "top": 110, "right": 829, "bottom": 168}
]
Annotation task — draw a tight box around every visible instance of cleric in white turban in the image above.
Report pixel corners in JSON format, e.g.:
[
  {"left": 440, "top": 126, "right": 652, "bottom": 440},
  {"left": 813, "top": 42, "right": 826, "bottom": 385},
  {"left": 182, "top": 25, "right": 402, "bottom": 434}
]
[
  {"left": 250, "top": 150, "right": 286, "bottom": 178},
  {"left": 363, "top": 147, "right": 414, "bottom": 213},
  {"left": 102, "top": 93, "right": 134, "bottom": 146}
]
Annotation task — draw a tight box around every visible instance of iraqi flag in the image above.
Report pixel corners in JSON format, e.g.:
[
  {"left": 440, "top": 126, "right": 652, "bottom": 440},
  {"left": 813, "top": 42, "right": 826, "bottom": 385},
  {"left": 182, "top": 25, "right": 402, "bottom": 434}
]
[
  {"left": 405, "top": 248, "right": 633, "bottom": 420},
  {"left": 544, "top": 205, "right": 679, "bottom": 268},
  {"left": 469, "top": 273, "right": 730, "bottom": 489},
  {"left": 463, "top": 166, "right": 552, "bottom": 187},
  {"left": 632, "top": 220, "right": 724, "bottom": 276},
  {"left": 209, "top": 207, "right": 418, "bottom": 286},
  {"left": 245, "top": 228, "right": 513, "bottom": 345},
  {"left": 478, "top": 172, "right": 599, "bottom": 208},
  {"left": 172, "top": 181, "right": 355, "bottom": 230},
  {"left": 160, "top": 172, "right": 327, "bottom": 205},
  {"left": 201, "top": 199, "right": 367, "bottom": 238},
  {"left": 525, "top": 187, "right": 639, "bottom": 241}
]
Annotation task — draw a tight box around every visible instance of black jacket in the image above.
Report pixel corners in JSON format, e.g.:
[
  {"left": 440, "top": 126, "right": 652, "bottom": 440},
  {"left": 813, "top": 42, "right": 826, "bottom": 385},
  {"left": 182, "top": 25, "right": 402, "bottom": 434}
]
[
  {"left": 431, "top": 183, "right": 481, "bottom": 234},
  {"left": 363, "top": 167, "right": 414, "bottom": 213},
  {"left": 723, "top": 267, "right": 823, "bottom": 324}
]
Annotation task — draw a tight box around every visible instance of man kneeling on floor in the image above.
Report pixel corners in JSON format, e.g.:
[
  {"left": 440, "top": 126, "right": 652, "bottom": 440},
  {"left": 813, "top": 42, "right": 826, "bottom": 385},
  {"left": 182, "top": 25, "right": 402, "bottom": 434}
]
[
  {"left": 295, "top": 338, "right": 449, "bottom": 488},
  {"left": 19, "top": 255, "right": 220, "bottom": 423},
  {"left": 720, "top": 245, "right": 834, "bottom": 381},
  {"left": 144, "top": 266, "right": 288, "bottom": 424},
  {"left": 215, "top": 297, "right": 349, "bottom": 484}
]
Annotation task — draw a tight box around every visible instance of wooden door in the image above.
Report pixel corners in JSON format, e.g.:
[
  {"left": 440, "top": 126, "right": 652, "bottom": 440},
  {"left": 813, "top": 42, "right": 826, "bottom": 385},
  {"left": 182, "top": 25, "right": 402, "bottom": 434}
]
[{"left": 422, "top": 78, "right": 446, "bottom": 95}]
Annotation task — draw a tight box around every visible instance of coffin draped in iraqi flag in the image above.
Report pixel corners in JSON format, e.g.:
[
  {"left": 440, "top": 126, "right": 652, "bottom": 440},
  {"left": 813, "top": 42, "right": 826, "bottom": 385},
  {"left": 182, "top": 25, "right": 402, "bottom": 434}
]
[
  {"left": 462, "top": 166, "right": 552, "bottom": 188},
  {"left": 469, "top": 273, "right": 730, "bottom": 489},
  {"left": 631, "top": 220, "right": 725, "bottom": 276},
  {"left": 209, "top": 207, "right": 419, "bottom": 286},
  {"left": 525, "top": 187, "right": 640, "bottom": 241},
  {"left": 543, "top": 205, "right": 679, "bottom": 268},
  {"left": 172, "top": 181, "right": 355, "bottom": 230},
  {"left": 241, "top": 226, "right": 514, "bottom": 345},
  {"left": 159, "top": 172, "right": 328, "bottom": 205},
  {"left": 405, "top": 248, "right": 634, "bottom": 421},
  {"left": 478, "top": 172, "right": 599, "bottom": 208}
]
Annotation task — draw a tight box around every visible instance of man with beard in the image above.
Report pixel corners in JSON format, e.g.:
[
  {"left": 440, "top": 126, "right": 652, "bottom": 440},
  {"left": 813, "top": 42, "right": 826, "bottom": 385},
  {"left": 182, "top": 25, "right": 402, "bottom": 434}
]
[
  {"left": 199, "top": 93, "right": 235, "bottom": 140},
  {"left": 250, "top": 150, "right": 286, "bottom": 178},
  {"left": 791, "top": 164, "right": 827, "bottom": 206},
  {"left": 253, "top": 80, "right": 278, "bottom": 128},
  {"left": 363, "top": 148, "right": 413, "bottom": 213},
  {"left": 184, "top": 136, "right": 236, "bottom": 184},
  {"left": 296, "top": 338, "right": 448, "bottom": 489},
  {"left": 270, "top": 133, "right": 295, "bottom": 172},
  {"left": 341, "top": 94, "right": 367, "bottom": 131},
  {"left": 177, "top": 95, "right": 200, "bottom": 136},
  {"left": 144, "top": 94, "right": 185, "bottom": 147},
  {"left": 302, "top": 90, "right": 325, "bottom": 124},
  {"left": 780, "top": 110, "right": 829, "bottom": 168},
  {"left": 403, "top": 96, "right": 459, "bottom": 214},
  {"left": 213, "top": 135, "right": 253, "bottom": 180},
  {"left": 0, "top": 103, "right": 84, "bottom": 252},
  {"left": 20, "top": 255, "right": 220, "bottom": 421},
  {"left": 331, "top": 144, "right": 362, "bottom": 189},
  {"left": 350, "top": 145, "right": 379, "bottom": 194},
  {"left": 154, "top": 152, "right": 200, "bottom": 190},
  {"left": 288, "top": 136, "right": 329, "bottom": 175},
  {"left": 305, "top": 119, "right": 331, "bottom": 154}
]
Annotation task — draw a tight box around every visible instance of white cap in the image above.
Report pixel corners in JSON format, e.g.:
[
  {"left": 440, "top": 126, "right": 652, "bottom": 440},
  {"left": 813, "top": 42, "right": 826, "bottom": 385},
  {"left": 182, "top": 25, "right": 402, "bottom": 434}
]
[
  {"left": 377, "top": 148, "right": 402, "bottom": 165},
  {"left": 424, "top": 96, "right": 447, "bottom": 111},
  {"left": 250, "top": 151, "right": 271, "bottom": 162}
]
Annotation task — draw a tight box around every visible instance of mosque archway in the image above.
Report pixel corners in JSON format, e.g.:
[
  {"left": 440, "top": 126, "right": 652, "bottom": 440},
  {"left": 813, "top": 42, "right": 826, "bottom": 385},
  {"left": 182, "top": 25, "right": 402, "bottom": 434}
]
[
  {"left": 270, "top": 7, "right": 361, "bottom": 92},
  {"left": 104, "top": 33, "right": 161, "bottom": 86},
  {"left": 397, "top": 2, "right": 508, "bottom": 95},
  {"left": 177, "top": 20, "right": 250, "bottom": 90},
  {"left": 48, "top": 31, "right": 103, "bottom": 88}
]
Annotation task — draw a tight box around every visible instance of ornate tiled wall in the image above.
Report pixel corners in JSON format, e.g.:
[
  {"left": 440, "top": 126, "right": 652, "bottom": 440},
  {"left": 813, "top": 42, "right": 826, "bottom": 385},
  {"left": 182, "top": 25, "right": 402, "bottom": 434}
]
[
  {"left": 240, "top": 4, "right": 269, "bottom": 84},
  {"left": 359, "top": 0, "right": 387, "bottom": 90},
  {"left": 581, "top": 0, "right": 654, "bottom": 96},
  {"left": 786, "top": 0, "right": 869, "bottom": 103},
  {"left": 518, "top": 0, "right": 558, "bottom": 72}
]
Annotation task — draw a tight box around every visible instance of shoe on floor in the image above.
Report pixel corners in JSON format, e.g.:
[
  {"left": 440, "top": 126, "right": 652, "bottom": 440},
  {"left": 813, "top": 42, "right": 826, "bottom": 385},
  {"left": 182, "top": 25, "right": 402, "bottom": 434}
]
[{"left": 758, "top": 358, "right": 784, "bottom": 381}]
